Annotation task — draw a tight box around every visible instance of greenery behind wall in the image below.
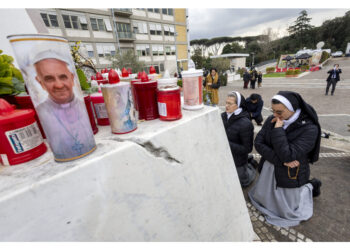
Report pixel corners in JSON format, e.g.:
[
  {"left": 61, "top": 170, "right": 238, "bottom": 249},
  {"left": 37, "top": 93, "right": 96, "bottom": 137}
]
[{"left": 191, "top": 10, "right": 350, "bottom": 67}]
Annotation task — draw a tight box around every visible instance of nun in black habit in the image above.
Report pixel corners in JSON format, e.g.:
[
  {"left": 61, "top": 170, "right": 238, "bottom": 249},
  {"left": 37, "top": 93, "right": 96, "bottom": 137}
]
[
  {"left": 248, "top": 91, "right": 322, "bottom": 227},
  {"left": 221, "top": 91, "right": 256, "bottom": 188}
]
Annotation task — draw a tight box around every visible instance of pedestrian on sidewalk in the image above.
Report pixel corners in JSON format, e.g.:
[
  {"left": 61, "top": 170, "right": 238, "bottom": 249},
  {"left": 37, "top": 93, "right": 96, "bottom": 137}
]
[
  {"left": 325, "top": 64, "right": 342, "bottom": 96},
  {"left": 257, "top": 71, "right": 263, "bottom": 88},
  {"left": 243, "top": 68, "right": 250, "bottom": 89},
  {"left": 248, "top": 91, "right": 322, "bottom": 227},
  {"left": 204, "top": 68, "right": 221, "bottom": 105},
  {"left": 221, "top": 91, "right": 257, "bottom": 188},
  {"left": 246, "top": 93, "right": 264, "bottom": 126},
  {"left": 250, "top": 67, "right": 258, "bottom": 89}
]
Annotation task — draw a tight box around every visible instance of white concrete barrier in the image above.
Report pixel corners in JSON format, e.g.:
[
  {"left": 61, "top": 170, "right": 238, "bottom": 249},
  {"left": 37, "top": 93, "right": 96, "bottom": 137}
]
[{"left": 0, "top": 106, "right": 254, "bottom": 241}]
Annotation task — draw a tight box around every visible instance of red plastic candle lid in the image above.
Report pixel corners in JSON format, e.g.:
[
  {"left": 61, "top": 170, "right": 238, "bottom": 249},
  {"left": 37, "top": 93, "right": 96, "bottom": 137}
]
[
  {"left": 121, "top": 67, "right": 129, "bottom": 77},
  {"left": 96, "top": 72, "right": 103, "bottom": 80},
  {"left": 149, "top": 66, "right": 156, "bottom": 74},
  {"left": 108, "top": 69, "right": 120, "bottom": 84},
  {"left": 141, "top": 71, "right": 149, "bottom": 82},
  {"left": 0, "top": 98, "right": 34, "bottom": 125}
]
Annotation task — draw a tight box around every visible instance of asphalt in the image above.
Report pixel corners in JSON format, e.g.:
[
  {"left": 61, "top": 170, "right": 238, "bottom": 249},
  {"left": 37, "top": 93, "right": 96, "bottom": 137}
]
[{"left": 218, "top": 57, "right": 350, "bottom": 242}]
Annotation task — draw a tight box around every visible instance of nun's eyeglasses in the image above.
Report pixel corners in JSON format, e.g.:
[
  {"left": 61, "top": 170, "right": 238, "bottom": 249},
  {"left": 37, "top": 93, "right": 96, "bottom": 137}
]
[
  {"left": 270, "top": 108, "right": 286, "bottom": 116},
  {"left": 226, "top": 101, "right": 236, "bottom": 106}
]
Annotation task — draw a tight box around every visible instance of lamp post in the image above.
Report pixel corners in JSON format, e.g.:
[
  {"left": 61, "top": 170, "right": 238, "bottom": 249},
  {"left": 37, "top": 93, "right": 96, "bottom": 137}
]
[{"left": 250, "top": 52, "right": 255, "bottom": 68}]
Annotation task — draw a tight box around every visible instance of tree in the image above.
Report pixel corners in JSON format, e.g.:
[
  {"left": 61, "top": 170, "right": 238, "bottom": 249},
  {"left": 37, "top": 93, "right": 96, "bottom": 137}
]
[
  {"left": 191, "top": 48, "right": 205, "bottom": 69},
  {"left": 109, "top": 50, "right": 145, "bottom": 73},
  {"left": 222, "top": 42, "right": 244, "bottom": 54},
  {"left": 288, "top": 10, "right": 315, "bottom": 48}
]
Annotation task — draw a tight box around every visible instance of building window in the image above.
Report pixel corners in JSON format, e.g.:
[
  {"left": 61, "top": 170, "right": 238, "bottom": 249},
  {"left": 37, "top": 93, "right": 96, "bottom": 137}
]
[
  {"left": 82, "top": 43, "right": 95, "bottom": 58},
  {"left": 160, "top": 63, "right": 165, "bottom": 72},
  {"left": 90, "top": 17, "right": 106, "bottom": 31},
  {"left": 169, "top": 26, "right": 175, "bottom": 36},
  {"left": 152, "top": 44, "right": 164, "bottom": 56},
  {"left": 162, "top": 9, "right": 173, "bottom": 16},
  {"left": 147, "top": 8, "right": 160, "bottom": 13},
  {"left": 133, "top": 21, "right": 148, "bottom": 34},
  {"left": 136, "top": 44, "right": 150, "bottom": 57},
  {"left": 40, "top": 13, "right": 59, "bottom": 28},
  {"left": 149, "top": 23, "right": 162, "bottom": 36},
  {"left": 79, "top": 16, "right": 88, "bottom": 30},
  {"left": 62, "top": 14, "right": 85, "bottom": 30},
  {"left": 96, "top": 43, "right": 116, "bottom": 57},
  {"left": 171, "top": 45, "right": 176, "bottom": 55},
  {"left": 97, "top": 19, "right": 105, "bottom": 31},
  {"left": 117, "top": 23, "right": 131, "bottom": 33}
]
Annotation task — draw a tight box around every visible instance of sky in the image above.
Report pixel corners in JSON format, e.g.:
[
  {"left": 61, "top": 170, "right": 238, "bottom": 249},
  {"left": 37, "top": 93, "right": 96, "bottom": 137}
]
[{"left": 188, "top": 8, "right": 350, "bottom": 41}]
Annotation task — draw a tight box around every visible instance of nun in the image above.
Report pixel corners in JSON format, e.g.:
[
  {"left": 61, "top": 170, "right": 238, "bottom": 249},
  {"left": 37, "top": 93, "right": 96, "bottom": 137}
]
[
  {"left": 248, "top": 90, "right": 322, "bottom": 227},
  {"left": 222, "top": 91, "right": 256, "bottom": 187}
]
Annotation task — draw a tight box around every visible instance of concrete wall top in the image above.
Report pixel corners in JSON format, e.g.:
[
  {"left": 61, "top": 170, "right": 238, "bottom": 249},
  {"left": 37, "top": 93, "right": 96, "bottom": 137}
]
[{"left": 0, "top": 106, "right": 254, "bottom": 241}]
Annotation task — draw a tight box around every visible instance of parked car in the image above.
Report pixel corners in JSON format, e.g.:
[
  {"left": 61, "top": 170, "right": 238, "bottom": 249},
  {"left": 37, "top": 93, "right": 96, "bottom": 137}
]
[{"left": 331, "top": 51, "right": 343, "bottom": 57}]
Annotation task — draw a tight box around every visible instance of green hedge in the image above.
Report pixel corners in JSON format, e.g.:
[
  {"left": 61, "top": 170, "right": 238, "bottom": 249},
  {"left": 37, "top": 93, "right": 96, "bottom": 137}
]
[
  {"left": 266, "top": 67, "right": 275, "bottom": 73},
  {"left": 285, "top": 69, "right": 301, "bottom": 75},
  {"left": 319, "top": 51, "right": 330, "bottom": 64},
  {"left": 300, "top": 65, "right": 309, "bottom": 71},
  {"left": 76, "top": 68, "right": 90, "bottom": 90},
  {"left": 219, "top": 73, "right": 228, "bottom": 86}
]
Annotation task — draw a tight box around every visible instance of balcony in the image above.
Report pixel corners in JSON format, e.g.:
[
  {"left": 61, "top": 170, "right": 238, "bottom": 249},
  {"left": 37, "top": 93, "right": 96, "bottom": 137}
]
[
  {"left": 114, "top": 9, "right": 133, "bottom": 17},
  {"left": 117, "top": 31, "right": 135, "bottom": 41}
]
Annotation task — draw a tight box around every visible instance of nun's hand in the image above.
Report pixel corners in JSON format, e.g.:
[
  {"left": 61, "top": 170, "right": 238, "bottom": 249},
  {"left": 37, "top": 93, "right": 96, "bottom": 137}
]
[
  {"left": 272, "top": 117, "right": 284, "bottom": 128},
  {"left": 284, "top": 160, "right": 300, "bottom": 168}
]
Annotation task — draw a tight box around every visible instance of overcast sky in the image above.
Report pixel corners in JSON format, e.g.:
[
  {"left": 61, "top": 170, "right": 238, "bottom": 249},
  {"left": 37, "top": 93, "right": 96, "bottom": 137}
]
[{"left": 188, "top": 9, "right": 349, "bottom": 41}]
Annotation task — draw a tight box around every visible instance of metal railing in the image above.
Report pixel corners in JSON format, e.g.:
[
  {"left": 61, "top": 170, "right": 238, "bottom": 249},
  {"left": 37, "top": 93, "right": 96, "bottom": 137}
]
[{"left": 117, "top": 32, "right": 135, "bottom": 40}]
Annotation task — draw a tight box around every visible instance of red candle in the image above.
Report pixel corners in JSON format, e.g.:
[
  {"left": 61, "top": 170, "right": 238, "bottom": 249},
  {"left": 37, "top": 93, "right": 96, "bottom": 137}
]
[{"left": 132, "top": 74, "right": 159, "bottom": 120}]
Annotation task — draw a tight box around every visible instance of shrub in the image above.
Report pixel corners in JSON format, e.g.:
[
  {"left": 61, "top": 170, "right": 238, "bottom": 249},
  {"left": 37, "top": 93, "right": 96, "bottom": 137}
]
[
  {"left": 300, "top": 65, "right": 309, "bottom": 71},
  {"left": 285, "top": 69, "right": 296, "bottom": 75},
  {"left": 237, "top": 68, "right": 244, "bottom": 77},
  {"left": 294, "top": 69, "right": 301, "bottom": 75},
  {"left": 266, "top": 67, "right": 275, "bottom": 73},
  {"left": 0, "top": 50, "right": 25, "bottom": 95},
  {"left": 219, "top": 73, "right": 228, "bottom": 86},
  {"left": 177, "top": 79, "right": 182, "bottom": 88},
  {"left": 76, "top": 68, "right": 90, "bottom": 90},
  {"left": 320, "top": 51, "right": 330, "bottom": 63}
]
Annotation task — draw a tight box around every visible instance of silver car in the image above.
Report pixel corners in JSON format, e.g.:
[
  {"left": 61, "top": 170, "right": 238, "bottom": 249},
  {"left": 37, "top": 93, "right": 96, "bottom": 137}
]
[{"left": 331, "top": 51, "right": 343, "bottom": 57}]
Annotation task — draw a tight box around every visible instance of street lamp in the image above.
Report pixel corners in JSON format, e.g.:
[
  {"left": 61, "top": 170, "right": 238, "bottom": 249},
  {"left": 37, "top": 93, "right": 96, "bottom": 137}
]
[{"left": 250, "top": 52, "right": 255, "bottom": 68}]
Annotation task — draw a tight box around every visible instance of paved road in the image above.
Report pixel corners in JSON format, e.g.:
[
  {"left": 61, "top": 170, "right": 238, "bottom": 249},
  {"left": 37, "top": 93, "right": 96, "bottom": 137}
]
[{"left": 218, "top": 56, "right": 350, "bottom": 241}]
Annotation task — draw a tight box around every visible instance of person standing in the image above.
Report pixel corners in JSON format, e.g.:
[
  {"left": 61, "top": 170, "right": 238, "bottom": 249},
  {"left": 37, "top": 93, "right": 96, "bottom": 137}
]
[
  {"left": 257, "top": 71, "right": 263, "bottom": 88},
  {"left": 250, "top": 67, "right": 258, "bottom": 89},
  {"left": 243, "top": 68, "right": 250, "bottom": 89},
  {"left": 221, "top": 91, "right": 256, "bottom": 187},
  {"left": 248, "top": 91, "right": 322, "bottom": 227},
  {"left": 325, "top": 64, "right": 342, "bottom": 96},
  {"left": 204, "top": 68, "right": 221, "bottom": 105},
  {"left": 246, "top": 93, "right": 264, "bottom": 126}
]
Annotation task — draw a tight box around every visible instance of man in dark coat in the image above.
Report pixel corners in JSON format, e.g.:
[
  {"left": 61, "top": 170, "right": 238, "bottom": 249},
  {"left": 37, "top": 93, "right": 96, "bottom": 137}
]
[
  {"left": 221, "top": 91, "right": 256, "bottom": 187},
  {"left": 246, "top": 93, "right": 264, "bottom": 126},
  {"left": 250, "top": 67, "right": 258, "bottom": 89},
  {"left": 325, "top": 64, "right": 342, "bottom": 96},
  {"left": 242, "top": 68, "right": 250, "bottom": 89}
]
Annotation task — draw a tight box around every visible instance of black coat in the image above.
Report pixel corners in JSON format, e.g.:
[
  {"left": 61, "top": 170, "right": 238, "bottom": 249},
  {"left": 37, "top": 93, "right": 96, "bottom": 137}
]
[
  {"left": 326, "top": 68, "right": 342, "bottom": 82},
  {"left": 254, "top": 113, "right": 319, "bottom": 188},
  {"left": 246, "top": 97, "right": 264, "bottom": 119},
  {"left": 243, "top": 72, "right": 250, "bottom": 82},
  {"left": 222, "top": 110, "right": 254, "bottom": 167}
]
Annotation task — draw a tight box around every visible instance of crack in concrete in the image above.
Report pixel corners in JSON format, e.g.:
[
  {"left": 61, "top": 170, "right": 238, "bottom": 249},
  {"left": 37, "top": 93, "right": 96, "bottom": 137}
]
[{"left": 101, "top": 137, "right": 182, "bottom": 164}]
